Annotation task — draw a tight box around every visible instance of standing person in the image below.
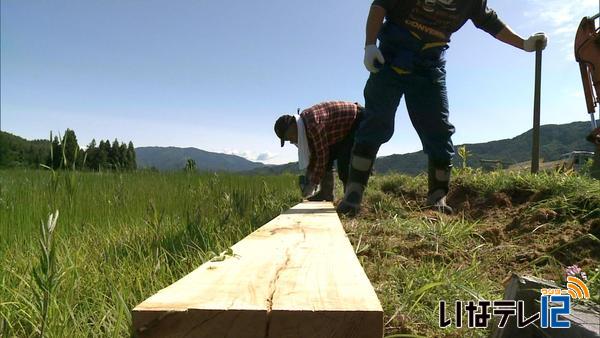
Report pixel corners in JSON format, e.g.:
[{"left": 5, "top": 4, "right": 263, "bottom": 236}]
[
  {"left": 274, "top": 101, "right": 363, "bottom": 201},
  {"left": 337, "top": 0, "right": 548, "bottom": 216}
]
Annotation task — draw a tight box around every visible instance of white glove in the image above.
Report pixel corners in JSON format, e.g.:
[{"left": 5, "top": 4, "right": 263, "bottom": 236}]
[
  {"left": 364, "top": 44, "right": 385, "bottom": 73},
  {"left": 523, "top": 32, "right": 548, "bottom": 52},
  {"left": 302, "top": 182, "right": 317, "bottom": 198}
]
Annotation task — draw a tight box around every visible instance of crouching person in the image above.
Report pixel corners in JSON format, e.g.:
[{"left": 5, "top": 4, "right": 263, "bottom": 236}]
[{"left": 274, "top": 101, "right": 363, "bottom": 201}]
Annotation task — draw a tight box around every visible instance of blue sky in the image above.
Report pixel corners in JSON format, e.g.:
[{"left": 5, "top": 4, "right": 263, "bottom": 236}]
[{"left": 1, "top": 0, "right": 599, "bottom": 164}]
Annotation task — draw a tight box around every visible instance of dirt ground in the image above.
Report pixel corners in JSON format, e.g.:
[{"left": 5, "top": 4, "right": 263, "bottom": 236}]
[
  {"left": 446, "top": 184, "right": 599, "bottom": 279},
  {"left": 339, "top": 172, "right": 600, "bottom": 337}
]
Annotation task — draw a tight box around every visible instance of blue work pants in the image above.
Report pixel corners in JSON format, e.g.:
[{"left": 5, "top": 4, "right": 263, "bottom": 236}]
[{"left": 355, "top": 63, "right": 456, "bottom": 167}]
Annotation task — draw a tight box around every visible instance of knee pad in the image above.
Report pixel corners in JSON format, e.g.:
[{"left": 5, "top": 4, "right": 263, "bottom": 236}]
[
  {"left": 352, "top": 143, "right": 379, "bottom": 159},
  {"left": 348, "top": 143, "right": 380, "bottom": 186}
]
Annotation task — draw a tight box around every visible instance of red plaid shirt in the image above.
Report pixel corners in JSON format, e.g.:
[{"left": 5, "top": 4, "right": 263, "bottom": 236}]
[{"left": 301, "top": 101, "right": 361, "bottom": 185}]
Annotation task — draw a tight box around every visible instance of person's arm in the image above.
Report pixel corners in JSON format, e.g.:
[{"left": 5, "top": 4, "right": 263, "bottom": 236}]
[
  {"left": 364, "top": 5, "right": 387, "bottom": 72},
  {"left": 495, "top": 26, "right": 547, "bottom": 52},
  {"left": 471, "top": 0, "right": 547, "bottom": 52},
  {"left": 300, "top": 169, "right": 317, "bottom": 197},
  {"left": 494, "top": 25, "right": 525, "bottom": 50},
  {"left": 306, "top": 128, "right": 329, "bottom": 187},
  {"left": 365, "top": 5, "right": 386, "bottom": 46}
]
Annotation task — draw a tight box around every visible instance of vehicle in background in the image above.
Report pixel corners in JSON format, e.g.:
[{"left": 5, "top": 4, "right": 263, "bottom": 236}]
[{"left": 559, "top": 151, "right": 594, "bottom": 170}]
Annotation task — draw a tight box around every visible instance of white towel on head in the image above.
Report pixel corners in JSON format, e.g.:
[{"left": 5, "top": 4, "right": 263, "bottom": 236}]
[{"left": 295, "top": 114, "right": 310, "bottom": 170}]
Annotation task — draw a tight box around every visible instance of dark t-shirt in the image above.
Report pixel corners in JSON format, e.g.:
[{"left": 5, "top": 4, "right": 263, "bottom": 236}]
[{"left": 372, "top": 0, "right": 505, "bottom": 42}]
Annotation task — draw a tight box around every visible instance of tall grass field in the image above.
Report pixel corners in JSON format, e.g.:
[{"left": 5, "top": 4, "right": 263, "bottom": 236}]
[
  {"left": 0, "top": 169, "right": 299, "bottom": 336},
  {"left": 2, "top": 168, "right": 599, "bottom": 337}
]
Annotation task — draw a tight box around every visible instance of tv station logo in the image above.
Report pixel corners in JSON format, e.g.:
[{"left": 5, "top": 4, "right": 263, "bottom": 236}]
[{"left": 439, "top": 276, "right": 590, "bottom": 329}]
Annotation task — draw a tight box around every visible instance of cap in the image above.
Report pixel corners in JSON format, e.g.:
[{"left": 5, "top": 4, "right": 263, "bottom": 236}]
[{"left": 274, "top": 115, "right": 295, "bottom": 147}]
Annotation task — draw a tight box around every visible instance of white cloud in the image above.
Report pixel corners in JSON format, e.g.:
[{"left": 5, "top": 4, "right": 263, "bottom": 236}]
[
  {"left": 255, "top": 152, "right": 277, "bottom": 161},
  {"left": 526, "top": 0, "right": 598, "bottom": 26},
  {"left": 524, "top": 0, "right": 598, "bottom": 60},
  {"left": 221, "top": 149, "right": 278, "bottom": 163}
]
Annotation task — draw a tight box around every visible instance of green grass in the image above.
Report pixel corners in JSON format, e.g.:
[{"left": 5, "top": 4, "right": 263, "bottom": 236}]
[
  {"left": 343, "top": 168, "right": 600, "bottom": 337},
  {"left": 2, "top": 167, "right": 598, "bottom": 337},
  {"left": 0, "top": 169, "right": 299, "bottom": 337}
]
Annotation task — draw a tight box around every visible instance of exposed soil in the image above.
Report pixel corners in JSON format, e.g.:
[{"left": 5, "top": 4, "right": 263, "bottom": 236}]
[
  {"left": 448, "top": 184, "right": 598, "bottom": 279},
  {"left": 341, "top": 177, "right": 599, "bottom": 337}
]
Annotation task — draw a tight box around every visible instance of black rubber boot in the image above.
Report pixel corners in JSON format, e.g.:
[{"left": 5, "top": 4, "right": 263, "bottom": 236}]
[
  {"left": 336, "top": 144, "right": 378, "bottom": 217},
  {"left": 307, "top": 170, "right": 334, "bottom": 201},
  {"left": 426, "top": 160, "right": 453, "bottom": 215}
]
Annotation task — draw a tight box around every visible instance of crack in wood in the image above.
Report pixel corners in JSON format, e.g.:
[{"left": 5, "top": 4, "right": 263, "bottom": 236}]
[
  {"left": 264, "top": 225, "right": 306, "bottom": 338},
  {"left": 132, "top": 202, "right": 384, "bottom": 338},
  {"left": 264, "top": 245, "right": 293, "bottom": 338}
]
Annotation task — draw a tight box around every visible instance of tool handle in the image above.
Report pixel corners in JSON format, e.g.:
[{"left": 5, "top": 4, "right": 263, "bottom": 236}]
[{"left": 531, "top": 46, "right": 543, "bottom": 173}]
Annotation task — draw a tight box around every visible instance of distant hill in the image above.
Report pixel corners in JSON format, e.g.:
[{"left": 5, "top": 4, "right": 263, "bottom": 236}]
[
  {"left": 3, "top": 121, "right": 595, "bottom": 173},
  {"left": 247, "top": 162, "right": 302, "bottom": 175},
  {"left": 377, "top": 121, "right": 595, "bottom": 174},
  {"left": 0, "top": 132, "right": 265, "bottom": 172},
  {"left": 135, "top": 146, "right": 266, "bottom": 172},
  {"left": 252, "top": 121, "right": 596, "bottom": 175},
  {"left": 0, "top": 131, "right": 51, "bottom": 168}
]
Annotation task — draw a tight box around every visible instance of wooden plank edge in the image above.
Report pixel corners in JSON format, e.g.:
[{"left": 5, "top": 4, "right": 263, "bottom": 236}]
[
  {"left": 267, "top": 309, "right": 383, "bottom": 338},
  {"left": 132, "top": 308, "right": 268, "bottom": 338}
]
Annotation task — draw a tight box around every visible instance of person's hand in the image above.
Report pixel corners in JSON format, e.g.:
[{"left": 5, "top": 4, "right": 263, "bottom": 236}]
[
  {"left": 364, "top": 44, "right": 385, "bottom": 73},
  {"left": 302, "top": 182, "right": 317, "bottom": 198},
  {"left": 523, "top": 32, "right": 548, "bottom": 52}
]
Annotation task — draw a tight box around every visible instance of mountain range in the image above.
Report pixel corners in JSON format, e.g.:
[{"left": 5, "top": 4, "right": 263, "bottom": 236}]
[
  {"left": 250, "top": 121, "right": 596, "bottom": 175},
  {"left": 375, "top": 121, "right": 596, "bottom": 174},
  {"left": 2, "top": 121, "right": 596, "bottom": 174},
  {"left": 135, "top": 147, "right": 265, "bottom": 172}
]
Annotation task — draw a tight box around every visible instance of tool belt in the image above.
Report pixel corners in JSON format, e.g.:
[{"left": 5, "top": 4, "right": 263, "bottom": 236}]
[{"left": 378, "top": 21, "right": 448, "bottom": 73}]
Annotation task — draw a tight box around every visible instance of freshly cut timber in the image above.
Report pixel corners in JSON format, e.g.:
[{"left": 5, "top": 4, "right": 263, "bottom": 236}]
[{"left": 132, "top": 202, "right": 383, "bottom": 338}]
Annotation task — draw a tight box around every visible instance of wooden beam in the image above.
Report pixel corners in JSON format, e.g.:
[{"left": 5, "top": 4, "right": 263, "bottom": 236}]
[{"left": 132, "top": 202, "right": 383, "bottom": 338}]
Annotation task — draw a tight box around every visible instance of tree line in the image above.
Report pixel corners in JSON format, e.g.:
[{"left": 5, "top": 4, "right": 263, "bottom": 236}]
[{"left": 0, "top": 129, "right": 136, "bottom": 171}]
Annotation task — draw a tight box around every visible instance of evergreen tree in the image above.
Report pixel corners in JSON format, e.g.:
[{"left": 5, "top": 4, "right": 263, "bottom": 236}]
[
  {"left": 127, "top": 141, "right": 136, "bottom": 170},
  {"left": 119, "top": 143, "right": 128, "bottom": 169},
  {"left": 50, "top": 136, "right": 61, "bottom": 169},
  {"left": 110, "top": 139, "right": 120, "bottom": 169},
  {"left": 63, "top": 129, "right": 79, "bottom": 169},
  {"left": 86, "top": 139, "right": 98, "bottom": 170},
  {"left": 98, "top": 140, "right": 110, "bottom": 170},
  {"left": 1, "top": 130, "right": 138, "bottom": 171},
  {"left": 76, "top": 147, "right": 86, "bottom": 169}
]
